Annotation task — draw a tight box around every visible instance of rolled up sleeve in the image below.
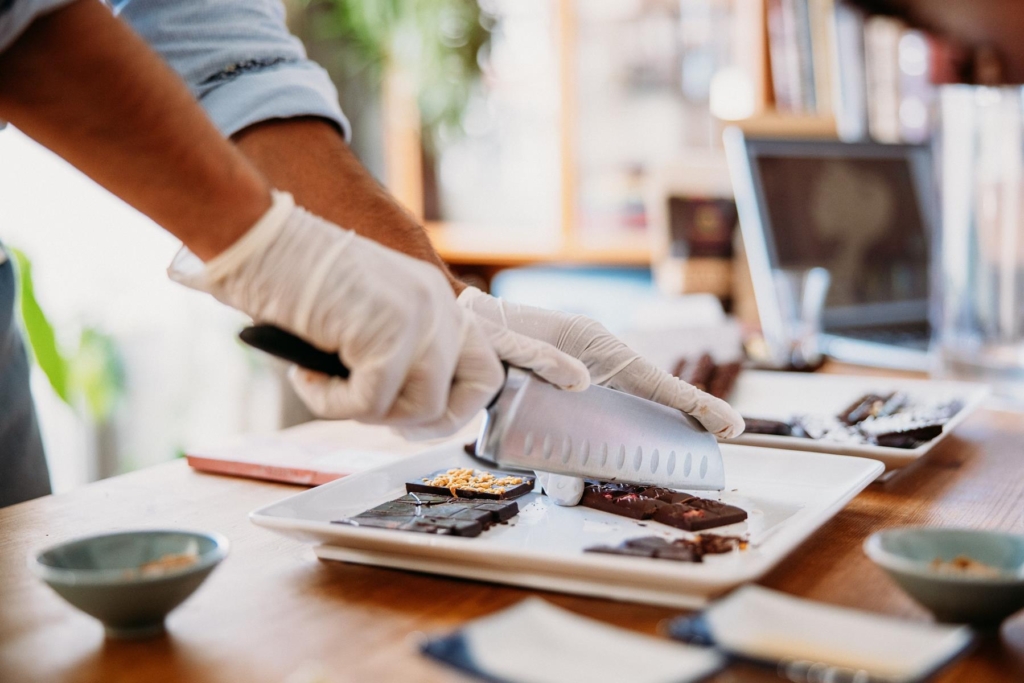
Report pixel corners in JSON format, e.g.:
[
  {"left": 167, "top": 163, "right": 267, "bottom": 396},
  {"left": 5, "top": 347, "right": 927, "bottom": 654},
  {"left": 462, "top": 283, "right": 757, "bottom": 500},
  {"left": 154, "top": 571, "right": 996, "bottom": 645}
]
[
  {"left": 0, "top": 0, "right": 76, "bottom": 53},
  {"left": 111, "top": 0, "right": 350, "bottom": 140}
]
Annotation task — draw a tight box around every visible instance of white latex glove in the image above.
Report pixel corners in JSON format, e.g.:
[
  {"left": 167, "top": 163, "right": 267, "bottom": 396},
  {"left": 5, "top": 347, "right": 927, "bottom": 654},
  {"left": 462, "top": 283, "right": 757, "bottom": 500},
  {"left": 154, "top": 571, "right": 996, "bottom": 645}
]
[
  {"left": 168, "top": 192, "right": 589, "bottom": 439},
  {"left": 458, "top": 287, "right": 745, "bottom": 439}
]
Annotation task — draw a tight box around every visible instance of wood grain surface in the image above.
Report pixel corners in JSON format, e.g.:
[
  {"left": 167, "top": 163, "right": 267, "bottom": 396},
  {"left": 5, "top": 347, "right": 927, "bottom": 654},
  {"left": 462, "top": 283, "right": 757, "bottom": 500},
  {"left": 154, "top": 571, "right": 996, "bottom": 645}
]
[{"left": 2, "top": 365, "right": 1023, "bottom": 682}]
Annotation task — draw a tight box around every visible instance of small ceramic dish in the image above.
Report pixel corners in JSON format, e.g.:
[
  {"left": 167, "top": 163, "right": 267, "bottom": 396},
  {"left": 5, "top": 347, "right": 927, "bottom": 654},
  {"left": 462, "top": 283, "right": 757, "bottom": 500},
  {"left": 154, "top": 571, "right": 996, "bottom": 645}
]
[
  {"left": 864, "top": 527, "right": 1024, "bottom": 625},
  {"left": 29, "top": 529, "right": 229, "bottom": 638}
]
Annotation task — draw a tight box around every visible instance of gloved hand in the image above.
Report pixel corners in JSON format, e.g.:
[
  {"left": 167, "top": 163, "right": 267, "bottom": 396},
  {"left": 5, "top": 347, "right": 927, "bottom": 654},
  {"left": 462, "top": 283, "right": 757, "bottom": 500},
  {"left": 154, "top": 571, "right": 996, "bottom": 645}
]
[
  {"left": 459, "top": 287, "right": 745, "bottom": 506},
  {"left": 168, "top": 191, "right": 590, "bottom": 439},
  {"left": 458, "top": 286, "right": 745, "bottom": 438}
]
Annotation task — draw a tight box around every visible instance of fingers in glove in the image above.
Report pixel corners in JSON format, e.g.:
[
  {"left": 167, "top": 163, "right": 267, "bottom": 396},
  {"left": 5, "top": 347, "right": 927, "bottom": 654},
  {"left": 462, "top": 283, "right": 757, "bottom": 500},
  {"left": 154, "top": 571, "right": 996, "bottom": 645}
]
[
  {"left": 536, "top": 471, "right": 585, "bottom": 506},
  {"left": 473, "top": 316, "right": 591, "bottom": 391},
  {"left": 661, "top": 378, "right": 745, "bottom": 438},
  {"left": 287, "top": 356, "right": 414, "bottom": 423},
  {"left": 605, "top": 356, "right": 746, "bottom": 439},
  {"left": 397, "top": 318, "right": 506, "bottom": 440}
]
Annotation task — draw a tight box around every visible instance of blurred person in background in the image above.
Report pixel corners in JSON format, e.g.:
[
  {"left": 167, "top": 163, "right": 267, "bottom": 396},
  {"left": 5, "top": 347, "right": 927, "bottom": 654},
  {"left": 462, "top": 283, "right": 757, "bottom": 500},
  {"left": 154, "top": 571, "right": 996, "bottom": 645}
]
[{"left": 0, "top": 0, "right": 743, "bottom": 507}]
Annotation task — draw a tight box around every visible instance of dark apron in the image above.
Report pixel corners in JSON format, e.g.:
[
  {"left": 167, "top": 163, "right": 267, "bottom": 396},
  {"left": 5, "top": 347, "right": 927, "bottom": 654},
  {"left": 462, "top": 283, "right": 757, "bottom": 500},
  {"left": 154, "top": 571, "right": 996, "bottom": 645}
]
[{"left": 0, "top": 245, "right": 50, "bottom": 507}]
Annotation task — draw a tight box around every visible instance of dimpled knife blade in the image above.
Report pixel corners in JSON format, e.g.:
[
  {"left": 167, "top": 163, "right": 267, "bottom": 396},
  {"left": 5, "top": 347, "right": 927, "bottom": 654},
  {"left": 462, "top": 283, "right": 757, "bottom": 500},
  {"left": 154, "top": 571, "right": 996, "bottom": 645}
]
[{"left": 476, "top": 368, "right": 725, "bottom": 490}]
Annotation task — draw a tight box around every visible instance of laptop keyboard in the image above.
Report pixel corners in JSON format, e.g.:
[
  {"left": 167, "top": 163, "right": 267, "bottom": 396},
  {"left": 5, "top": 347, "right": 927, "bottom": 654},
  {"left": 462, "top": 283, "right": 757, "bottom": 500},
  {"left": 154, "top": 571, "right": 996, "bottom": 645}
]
[{"left": 828, "top": 327, "right": 931, "bottom": 351}]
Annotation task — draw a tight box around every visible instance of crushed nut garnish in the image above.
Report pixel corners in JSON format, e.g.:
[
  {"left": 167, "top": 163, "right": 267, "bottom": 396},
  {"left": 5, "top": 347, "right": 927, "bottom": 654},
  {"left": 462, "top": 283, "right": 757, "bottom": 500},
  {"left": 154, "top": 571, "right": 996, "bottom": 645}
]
[{"left": 421, "top": 468, "right": 524, "bottom": 497}]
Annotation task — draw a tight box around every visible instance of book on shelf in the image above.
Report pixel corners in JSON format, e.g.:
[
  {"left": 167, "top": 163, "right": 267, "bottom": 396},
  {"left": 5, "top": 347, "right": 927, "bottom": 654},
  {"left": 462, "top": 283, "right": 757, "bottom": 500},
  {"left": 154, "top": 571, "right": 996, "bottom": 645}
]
[
  {"left": 831, "top": 0, "right": 868, "bottom": 140},
  {"left": 863, "top": 14, "right": 903, "bottom": 143},
  {"left": 761, "top": 0, "right": 966, "bottom": 144}
]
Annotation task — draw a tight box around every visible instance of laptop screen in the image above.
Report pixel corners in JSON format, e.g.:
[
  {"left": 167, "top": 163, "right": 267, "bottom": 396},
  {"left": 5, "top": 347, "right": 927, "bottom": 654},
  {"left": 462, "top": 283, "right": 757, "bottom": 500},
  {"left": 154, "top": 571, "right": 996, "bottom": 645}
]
[{"left": 750, "top": 143, "right": 932, "bottom": 328}]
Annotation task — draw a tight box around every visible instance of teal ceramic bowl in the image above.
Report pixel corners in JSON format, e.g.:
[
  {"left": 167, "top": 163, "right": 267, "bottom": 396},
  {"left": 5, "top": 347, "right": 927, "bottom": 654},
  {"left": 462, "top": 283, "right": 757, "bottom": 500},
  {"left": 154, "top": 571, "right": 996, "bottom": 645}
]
[
  {"left": 864, "top": 527, "right": 1024, "bottom": 625},
  {"left": 30, "top": 529, "right": 228, "bottom": 639}
]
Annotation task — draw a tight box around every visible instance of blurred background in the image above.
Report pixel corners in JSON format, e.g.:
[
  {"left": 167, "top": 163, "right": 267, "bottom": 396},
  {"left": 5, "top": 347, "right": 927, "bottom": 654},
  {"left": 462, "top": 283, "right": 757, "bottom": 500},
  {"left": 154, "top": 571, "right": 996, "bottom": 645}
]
[{"left": 0, "top": 0, "right": 1002, "bottom": 491}]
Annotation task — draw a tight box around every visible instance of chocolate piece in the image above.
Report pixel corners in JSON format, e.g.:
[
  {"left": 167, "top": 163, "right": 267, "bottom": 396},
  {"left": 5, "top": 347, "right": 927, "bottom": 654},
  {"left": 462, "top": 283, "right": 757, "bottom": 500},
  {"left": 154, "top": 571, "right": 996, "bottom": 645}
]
[
  {"left": 679, "top": 353, "right": 715, "bottom": 392},
  {"left": 580, "top": 483, "right": 747, "bottom": 532},
  {"left": 838, "top": 393, "right": 896, "bottom": 425},
  {"left": 407, "top": 468, "right": 535, "bottom": 500},
  {"left": 708, "top": 362, "right": 742, "bottom": 399},
  {"left": 334, "top": 493, "right": 520, "bottom": 538},
  {"left": 795, "top": 415, "right": 864, "bottom": 443},
  {"left": 866, "top": 421, "right": 945, "bottom": 449},
  {"left": 463, "top": 441, "right": 477, "bottom": 456},
  {"left": 587, "top": 540, "right": 663, "bottom": 558},
  {"left": 395, "top": 493, "right": 456, "bottom": 506},
  {"left": 697, "top": 534, "right": 748, "bottom": 555},
  {"left": 396, "top": 496, "right": 519, "bottom": 525},
  {"left": 742, "top": 417, "right": 793, "bottom": 436},
  {"left": 671, "top": 357, "right": 688, "bottom": 379},
  {"left": 586, "top": 534, "right": 746, "bottom": 563},
  {"left": 470, "top": 500, "right": 521, "bottom": 523},
  {"left": 857, "top": 404, "right": 957, "bottom": 449},
  {"left": 334, "top": 515, "right": 483, "bottom": 537},
  {"left": 580, "top": 484, "right": 665, "bottom": 519},
  {"left": 638, "top": 486, "right": 697, "bottom": 505},
  {"left": 652, "top": 498, "right": 748, "bottom": 532}
]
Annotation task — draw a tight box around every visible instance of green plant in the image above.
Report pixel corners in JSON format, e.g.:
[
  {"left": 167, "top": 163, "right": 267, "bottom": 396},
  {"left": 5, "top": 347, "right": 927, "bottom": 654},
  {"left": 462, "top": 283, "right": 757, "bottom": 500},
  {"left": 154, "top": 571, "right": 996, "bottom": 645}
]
[
  {"left": 10, "top": 248, "right": 125, "bottom": 423},
  {"left": 307, "top": 0, "right": 493, "bottom": 150}
]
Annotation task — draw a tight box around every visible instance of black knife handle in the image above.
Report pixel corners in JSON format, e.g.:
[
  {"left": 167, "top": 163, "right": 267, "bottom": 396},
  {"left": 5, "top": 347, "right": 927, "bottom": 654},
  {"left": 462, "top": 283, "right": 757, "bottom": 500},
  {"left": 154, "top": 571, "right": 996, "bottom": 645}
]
[{"left": 239, "top": 325, "right": 350, "bottom": 379}]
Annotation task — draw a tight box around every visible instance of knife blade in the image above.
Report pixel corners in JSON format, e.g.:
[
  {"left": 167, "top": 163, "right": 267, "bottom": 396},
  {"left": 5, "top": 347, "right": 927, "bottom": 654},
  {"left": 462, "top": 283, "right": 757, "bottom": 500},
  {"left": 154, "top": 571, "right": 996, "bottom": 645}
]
[
  {"left": 239, "top": 324, "right": 725, "bottom": 490},
  {"left": 477, "top": 366, "right": 724, "bottom": 490}
]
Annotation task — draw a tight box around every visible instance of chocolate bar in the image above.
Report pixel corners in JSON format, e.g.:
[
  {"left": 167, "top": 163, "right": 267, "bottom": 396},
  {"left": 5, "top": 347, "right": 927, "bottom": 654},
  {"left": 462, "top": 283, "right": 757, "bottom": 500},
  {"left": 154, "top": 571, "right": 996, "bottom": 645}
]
[
  {"left": 333, "top": 494, "right": 520, "bottom": 538},
  {"left": 407, "top": 468, "right": 535, "bottom": 500},
  {"left": 580, "top": 484, "right": 665, "bottom": 519},
  {"left": 678, "top": 353, "right": 715, "bottom": 392},
  {"left": 586, "top": 534, "right": 746, "bottom": 563},
  {"left": 838, "top": 392, "right": 907, "bottom": 425},
  {"left": 708, "top": 362, "right": 742, "bottom": 399},
  {"left": 579, "top": 483, "right": 747, "bottom": 532},
  {"left": 334, "top": 515, "right": 484, "bottom": 537},
  {"left": 652, "top": 497, "right": 747, "bottom": 532},
  {"left": 742, "top": 417, "right": 793, "bottom": 436},
  {"left": 858, "top": 413, "right": 947, "bottom": 449}
]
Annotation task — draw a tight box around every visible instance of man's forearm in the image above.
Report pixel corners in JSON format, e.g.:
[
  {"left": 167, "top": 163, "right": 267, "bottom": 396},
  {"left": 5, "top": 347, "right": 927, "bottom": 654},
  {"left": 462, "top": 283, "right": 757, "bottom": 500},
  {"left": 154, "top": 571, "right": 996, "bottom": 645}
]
[
  {"left": 0, "top": 0, "right": 270, "bottom": 260},
  {"left": 232, "top": 117, "right": 464, "bottom": 293}
]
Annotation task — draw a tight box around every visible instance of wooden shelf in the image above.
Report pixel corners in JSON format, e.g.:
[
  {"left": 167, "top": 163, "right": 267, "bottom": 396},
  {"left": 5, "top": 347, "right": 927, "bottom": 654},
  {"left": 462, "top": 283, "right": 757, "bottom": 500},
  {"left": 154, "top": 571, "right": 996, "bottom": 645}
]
[
  {"left": 426, "top": 222, "right": 651, "bottom": 268},
  {"left": 726, "top": 112, "right": 838, "bottom": 138}
]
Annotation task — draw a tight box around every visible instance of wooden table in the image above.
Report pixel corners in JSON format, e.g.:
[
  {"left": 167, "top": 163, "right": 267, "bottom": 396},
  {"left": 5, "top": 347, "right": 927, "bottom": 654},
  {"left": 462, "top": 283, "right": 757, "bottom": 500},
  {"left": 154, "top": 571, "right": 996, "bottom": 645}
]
[{"left": 3, "top": 371, "right": 1024, "bottom": 682}]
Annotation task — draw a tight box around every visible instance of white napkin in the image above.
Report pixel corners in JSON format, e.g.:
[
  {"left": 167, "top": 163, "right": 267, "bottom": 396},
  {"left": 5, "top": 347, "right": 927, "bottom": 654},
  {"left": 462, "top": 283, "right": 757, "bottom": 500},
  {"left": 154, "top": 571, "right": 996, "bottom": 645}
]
[
  {"left": 421, "top": 598, "right": 723, "bottom": 683},
  {"left": 670, "top": 586, "right": 973, "bottom": 683}
]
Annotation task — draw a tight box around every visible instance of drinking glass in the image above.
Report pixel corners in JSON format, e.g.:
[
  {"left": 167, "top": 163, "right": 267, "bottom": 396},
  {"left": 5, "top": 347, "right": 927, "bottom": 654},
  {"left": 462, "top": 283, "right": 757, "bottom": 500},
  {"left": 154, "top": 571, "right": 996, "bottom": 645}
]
[
  {"left": 770, "top": 267, "right": 831, "bottom": 370},
  {"left": 936, "top": 86, "right": 1024, "bottom": 403}
]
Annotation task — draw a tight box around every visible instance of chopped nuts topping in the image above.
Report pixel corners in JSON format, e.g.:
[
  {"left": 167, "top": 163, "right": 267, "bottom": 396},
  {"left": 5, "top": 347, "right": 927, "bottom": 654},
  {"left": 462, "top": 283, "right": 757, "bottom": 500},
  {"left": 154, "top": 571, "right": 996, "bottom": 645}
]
[{"left": 421, "top": 468, "right": 524, "bottom": 497}]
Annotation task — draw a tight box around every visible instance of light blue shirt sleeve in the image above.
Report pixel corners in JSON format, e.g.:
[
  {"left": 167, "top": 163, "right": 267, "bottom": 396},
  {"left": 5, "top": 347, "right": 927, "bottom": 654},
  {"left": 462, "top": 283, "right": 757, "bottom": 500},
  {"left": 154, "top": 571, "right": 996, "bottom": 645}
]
[
  {"left": 0, "top": 0, "right": 76, "bottom": 53},
  {"left": 110, "top": 0, "right": 350, "bottom": 140}
]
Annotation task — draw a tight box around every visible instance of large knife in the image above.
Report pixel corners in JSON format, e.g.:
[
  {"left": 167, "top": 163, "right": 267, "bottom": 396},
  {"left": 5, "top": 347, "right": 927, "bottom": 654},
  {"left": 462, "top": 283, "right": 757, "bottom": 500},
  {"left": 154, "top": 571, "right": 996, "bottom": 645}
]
[{"left": 239, "top": 325, "right": 725, "bottom": 490}]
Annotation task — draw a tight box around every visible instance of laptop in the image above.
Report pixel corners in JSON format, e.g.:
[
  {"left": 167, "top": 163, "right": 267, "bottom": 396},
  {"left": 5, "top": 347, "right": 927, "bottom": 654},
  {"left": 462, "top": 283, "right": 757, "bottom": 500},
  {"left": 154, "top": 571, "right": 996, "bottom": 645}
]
[{"left": 724, "top": 129, "right": 935, "bottom": 371}]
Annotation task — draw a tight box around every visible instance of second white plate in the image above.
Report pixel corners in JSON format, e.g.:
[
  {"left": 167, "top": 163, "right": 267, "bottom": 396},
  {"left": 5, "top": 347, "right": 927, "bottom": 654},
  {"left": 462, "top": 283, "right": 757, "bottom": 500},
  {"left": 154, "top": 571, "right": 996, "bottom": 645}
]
[{"left": 726, "top": 371, "right": 989, "bottom": 469}]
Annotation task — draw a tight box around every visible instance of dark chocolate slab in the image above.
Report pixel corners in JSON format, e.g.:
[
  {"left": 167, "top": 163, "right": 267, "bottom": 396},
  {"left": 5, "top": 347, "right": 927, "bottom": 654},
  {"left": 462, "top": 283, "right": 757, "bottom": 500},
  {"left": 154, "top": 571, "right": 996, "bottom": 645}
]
[
  {"left": 579, "top": 484, "right": 665, "bottom": 520},
  {"left": 652, "top": 498, "right": 747, "bottom": 532},
  {"left": 580, "top": 483, "right": 747, "bottom": 532},
  {"left": 742, "top": 418, "right": 793, "bottom": 436},
  {"left": 333, "top": 493, "right": 520, "bottom": 539},
  {"left": 585, "top": 534, "right": 746, "bottom": 563},
  {"left": 679, "top": 353, "right": 715, "bottom": 391},
  {"left": 838, "top": 393, "right": 903, "bottom": 425},
  {"left": 333, "top": 515, "right": 483, "bottom": 537},
  {"left": 407, "top": 469, "right": 535, "bottom": 500},
  {"left": 708, "top": 362, "right": 742, "bottom": 400}
]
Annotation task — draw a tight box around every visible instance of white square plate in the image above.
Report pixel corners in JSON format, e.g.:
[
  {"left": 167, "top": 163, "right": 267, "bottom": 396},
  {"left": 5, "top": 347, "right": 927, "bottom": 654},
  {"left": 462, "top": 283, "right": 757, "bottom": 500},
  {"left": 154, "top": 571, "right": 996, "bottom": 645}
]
[
  {"left": 726, "top": 371, "right": 989, "bottom": 469},
  {"left": 251, "top": 442, "right": 883, "bottom": 608}
]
